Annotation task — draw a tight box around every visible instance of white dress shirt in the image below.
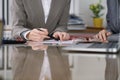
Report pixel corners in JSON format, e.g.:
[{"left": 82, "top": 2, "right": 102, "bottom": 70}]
[
  {"left": 42, "top": 0, "right": 52, "bottom": 23},
  {"left": 39, "top": 0, "right": 52, "bottom": 80}
]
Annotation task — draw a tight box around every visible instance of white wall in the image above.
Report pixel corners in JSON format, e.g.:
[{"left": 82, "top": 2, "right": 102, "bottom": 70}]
[{"left": 71, "top": 0, "right": 107, "bottom": 27}]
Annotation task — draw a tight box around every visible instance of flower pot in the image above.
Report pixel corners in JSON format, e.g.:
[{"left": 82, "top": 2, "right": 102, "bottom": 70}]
[{"left": 93, "top": 18, "right": 103, "bottom": 28}]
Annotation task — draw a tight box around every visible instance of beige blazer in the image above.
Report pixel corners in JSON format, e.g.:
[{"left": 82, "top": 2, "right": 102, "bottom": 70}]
[
  {"left": 11, "top": 0, "right": 71, "bottom": 38},
  {"left": 11, "top": 0, "right": 71, "bottom": 80}
]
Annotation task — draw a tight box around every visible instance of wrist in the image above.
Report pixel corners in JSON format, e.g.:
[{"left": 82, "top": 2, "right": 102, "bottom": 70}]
[{"left": 20, "top": 30, "right": 31, "bottom": 40}]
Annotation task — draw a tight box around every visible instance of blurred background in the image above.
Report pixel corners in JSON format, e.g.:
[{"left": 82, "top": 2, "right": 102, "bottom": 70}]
[{"left": 0, "top": 0, "right": 107, "bottom": 28}]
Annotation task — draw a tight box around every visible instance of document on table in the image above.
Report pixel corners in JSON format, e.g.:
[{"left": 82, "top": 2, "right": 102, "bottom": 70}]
[
  {"left": 38, "top": 38, "right": 101, "bottom": 44},
  {"left": 27, "top": 38, "right": 102, "bottom": 47},
  {"left": 41, "top": 39, "right": 76, "bottom": 44},
  {"left": 26, "top": 40, "right": 77, "bottom": 46}
]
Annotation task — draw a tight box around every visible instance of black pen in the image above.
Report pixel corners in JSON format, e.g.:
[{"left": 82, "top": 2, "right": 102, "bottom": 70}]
[
  {"left": 37, "top": 28, "right": 60, "bottom": 41},
  {"left": 47, "top": 33, "right": 60, "bottom": 41}
]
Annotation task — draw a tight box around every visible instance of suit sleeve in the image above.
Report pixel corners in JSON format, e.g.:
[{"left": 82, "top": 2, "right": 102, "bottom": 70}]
[
  {"left": 106, "top": 0, "right": 112, "bottom": 32},
  {"left": 106, "top": 12, "right": 112, "bottom": 32},
  {"left": 54, "top": 0, "right": 71, "bottom": 32},
  {"left": 11, "top": 0, "right": 30, "bottom": 38}
]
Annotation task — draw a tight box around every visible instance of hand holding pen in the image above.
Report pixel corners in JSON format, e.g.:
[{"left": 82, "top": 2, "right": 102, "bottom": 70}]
[
  {"left": 37, "top": 28, "right": 70, "bottom": 41},
  {"left": 37, "top": 28, "right": 60, "bottom": 41},
  {"left": 26, "top": 28, "right": 49, "bottom": 41},
  {"left": 27, "top": 28, "right": 70, "bottom": 41}
]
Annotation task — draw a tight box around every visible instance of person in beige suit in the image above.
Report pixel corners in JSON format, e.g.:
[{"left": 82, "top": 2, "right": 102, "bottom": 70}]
[
  {"left": 11, "top": 0, "right": 70, "bottom": 41},
  {"left": 11, "top": 0, "right": 71, "bottom": 80}
]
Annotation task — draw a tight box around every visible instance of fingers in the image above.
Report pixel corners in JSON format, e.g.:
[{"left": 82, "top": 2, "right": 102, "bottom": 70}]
[
  {"left": 95, "top": 31, "right": 107, "bottom": 42},
  {"left": 53, "top": 32, "right": 70, "bottom": 41},
  {"left": 28, "top": 34, "right": 49, "bottom": 41},
  {"left": 99, "top": 30, "right": 107, "bottom": 41},
  {"left": 27, "top": 28, "right": 49, "bottom": 41},
  {"left": 27, "top": 28, "right": 70, "bottom": 41},
  {"left": 107, "top": 31, "right": 112, "bottom": 36},
  {"left": 94, "top": 29, "right": 112, "bottom": 42},
  {"left": 38, "top": 28, "right": 48, "bottom": 35}
]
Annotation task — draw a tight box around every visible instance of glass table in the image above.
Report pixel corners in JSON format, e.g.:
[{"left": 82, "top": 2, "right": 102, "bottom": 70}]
[{"left": 1, "top": 41, "right": 120, "bottom": 80}]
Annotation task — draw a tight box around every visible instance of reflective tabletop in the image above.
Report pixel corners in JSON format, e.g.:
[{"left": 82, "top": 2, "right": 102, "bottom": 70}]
[{"left": 1, "top": 41, "right": 120, "bottom": 80}]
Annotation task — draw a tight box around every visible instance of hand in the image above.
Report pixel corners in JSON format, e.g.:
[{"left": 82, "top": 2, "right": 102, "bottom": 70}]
[
  {"left": 53, "top": 31, "right": 70, "bottom": 41},
  {"left": 94, "top": 29, "right": 112, "bottom": 42},
  {"left": 27, "top": 28, "right": 49, "bottom": 41}
]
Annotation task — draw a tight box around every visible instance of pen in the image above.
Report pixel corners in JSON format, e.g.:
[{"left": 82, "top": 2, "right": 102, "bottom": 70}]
[
  {"left": 37, "top": 28, "right": 60, "bottom": 41},
  {"left": 47, "top": 33, "right": 60, "bottom": 41}
]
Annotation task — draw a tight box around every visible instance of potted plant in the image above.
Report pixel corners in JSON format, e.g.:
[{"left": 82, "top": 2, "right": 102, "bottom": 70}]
[{"left": 89, "top": 0, "right": 104, "bottom": 28}]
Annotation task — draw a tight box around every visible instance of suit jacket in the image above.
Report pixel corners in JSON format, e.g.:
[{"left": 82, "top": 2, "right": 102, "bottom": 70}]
[
  {"left": 106, "top": 0, "right": 120, "bottom": 33},
  {"left": 11, "top": 0, "right": 71, "bottom": 80},
  {"left": 11, "top": 0, "right": 71, "bottom": 38}
]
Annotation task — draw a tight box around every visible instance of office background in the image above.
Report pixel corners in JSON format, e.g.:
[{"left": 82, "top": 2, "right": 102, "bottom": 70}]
[{"left": 0, "top": 0, "right": 107, "bottom": 28}]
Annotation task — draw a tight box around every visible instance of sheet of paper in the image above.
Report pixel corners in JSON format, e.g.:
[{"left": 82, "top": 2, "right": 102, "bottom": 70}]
[
  {"left": 27, "top": 38, "right": 101, "bottom": 47},
  {"left": 41, "top": 40, "right": 75, "bottom": 44}
]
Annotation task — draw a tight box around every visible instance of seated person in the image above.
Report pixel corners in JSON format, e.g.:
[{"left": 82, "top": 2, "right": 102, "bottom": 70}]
[{"left": 94, "top": 0, "right": 120, "bottom": 42}]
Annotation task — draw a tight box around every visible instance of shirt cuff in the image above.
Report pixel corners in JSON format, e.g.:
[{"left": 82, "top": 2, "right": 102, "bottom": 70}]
[{"left": 23, "top": 31, "right": 31, "bottom": 40}]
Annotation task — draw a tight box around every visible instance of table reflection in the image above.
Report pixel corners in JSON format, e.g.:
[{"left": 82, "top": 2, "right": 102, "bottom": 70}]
[
  {"left": 11, "top": 41, "right": 71, "bottom": 80},
  {"left": 105, "top": 55, "right": 118, "bottom": 80},
  {"left": 63, "top": 53, "right": 120, "bottom": 80},
  {"left": 27, "top": 41, "right": 48, "bottom": 51},
  {"left": 7, "top": 41, "right": 120, "bottom": 80}
]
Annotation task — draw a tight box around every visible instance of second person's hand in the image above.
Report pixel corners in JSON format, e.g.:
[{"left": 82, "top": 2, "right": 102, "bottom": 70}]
[{"left": 94, "top": 29, "right": 112, "bottom": 42}]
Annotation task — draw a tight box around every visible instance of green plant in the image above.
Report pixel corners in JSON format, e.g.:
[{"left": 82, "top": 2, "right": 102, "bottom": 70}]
[{"left": 89, "top": 0, "right": 104, "bottom": 18}]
